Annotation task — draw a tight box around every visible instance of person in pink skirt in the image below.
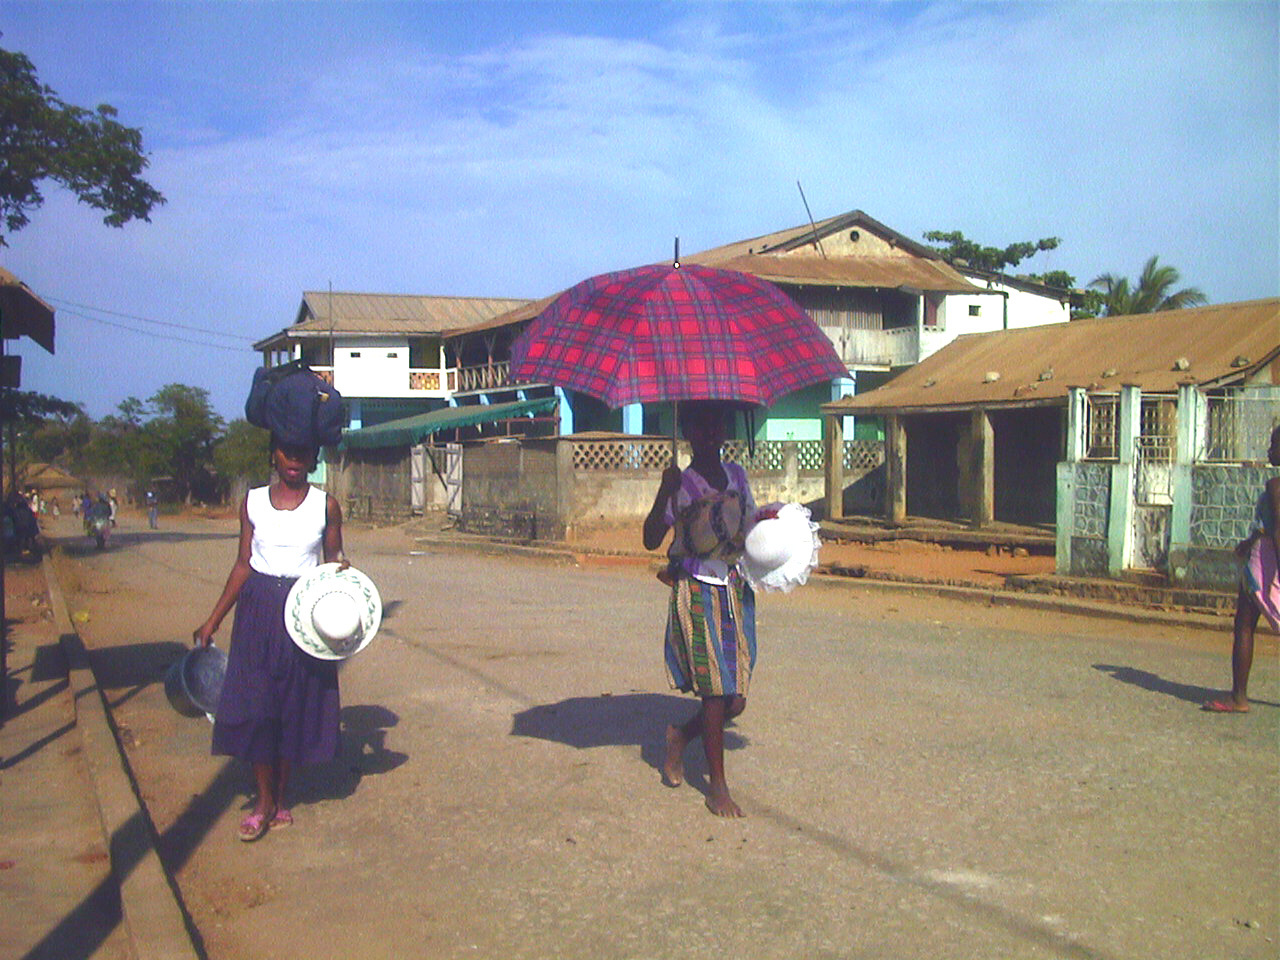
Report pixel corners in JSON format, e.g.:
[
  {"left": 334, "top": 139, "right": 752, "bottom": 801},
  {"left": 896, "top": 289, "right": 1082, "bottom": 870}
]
[{"left": 1205, "top": 424, "right": 1280, "bottom": 714}]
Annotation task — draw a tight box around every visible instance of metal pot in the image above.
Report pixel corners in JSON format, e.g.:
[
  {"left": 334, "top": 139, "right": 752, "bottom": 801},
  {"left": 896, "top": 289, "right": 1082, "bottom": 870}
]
[{"left": 164, "top": 645, "right": 227, "bottom": 718}]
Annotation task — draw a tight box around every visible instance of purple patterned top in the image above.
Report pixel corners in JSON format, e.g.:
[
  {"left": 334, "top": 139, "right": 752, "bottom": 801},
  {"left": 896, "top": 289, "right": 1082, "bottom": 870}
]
[{"left": 663, "top": 462, "right": 758, "bottom": 585}]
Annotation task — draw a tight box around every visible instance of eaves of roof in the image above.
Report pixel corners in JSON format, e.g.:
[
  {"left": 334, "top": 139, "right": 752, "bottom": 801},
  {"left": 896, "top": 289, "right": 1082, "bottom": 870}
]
[{"left": 823, "top": 298, "right": 1280, "bottom": 416}]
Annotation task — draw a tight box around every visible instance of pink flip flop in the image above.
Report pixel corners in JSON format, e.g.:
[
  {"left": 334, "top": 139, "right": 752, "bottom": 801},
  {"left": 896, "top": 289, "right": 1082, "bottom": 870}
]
[
  {"left": 269, "top": 808, "right": 293, "bottom": 828},
  {"left": 238, "top": 811, "right": 270, "bottom": 842},
  {"left": 1203, "top": 699, "right": 1250, "bottom": 714}
]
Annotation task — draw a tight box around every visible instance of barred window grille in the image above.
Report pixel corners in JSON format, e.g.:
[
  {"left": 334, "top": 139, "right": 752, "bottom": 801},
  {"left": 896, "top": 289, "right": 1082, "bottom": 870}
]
[
  {"left": 722, "top": 440, "right": 785, "bottom": 470},
  {"left": 1204, "top": 390, "right": 1280, "bottom": 462},
  {"left": 1084, "top": 394, "right": 1119, "bottom": 460},
  {"left": 1137, "top": 397, "right": 1177, "bottom": 460}
]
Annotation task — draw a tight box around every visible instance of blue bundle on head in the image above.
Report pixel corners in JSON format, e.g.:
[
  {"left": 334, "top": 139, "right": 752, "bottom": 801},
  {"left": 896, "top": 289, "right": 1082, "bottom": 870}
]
[{"left": 245, "top": 360, "right": 345, "bottom": 447}]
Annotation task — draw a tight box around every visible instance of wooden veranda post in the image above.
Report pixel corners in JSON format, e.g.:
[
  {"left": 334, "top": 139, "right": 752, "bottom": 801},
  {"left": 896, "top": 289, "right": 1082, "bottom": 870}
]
[
  {"left": 823, "top": 411, "right": 844, "bottom": 520},
  {"left": 885, "top": 414, "right": 907, "bottom": 523}
]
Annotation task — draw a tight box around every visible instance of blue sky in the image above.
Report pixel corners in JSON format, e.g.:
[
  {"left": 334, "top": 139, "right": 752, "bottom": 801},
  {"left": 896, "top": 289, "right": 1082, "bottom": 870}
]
[{"left": 1, "top": 1, "right": 1276, "bottom": 421}]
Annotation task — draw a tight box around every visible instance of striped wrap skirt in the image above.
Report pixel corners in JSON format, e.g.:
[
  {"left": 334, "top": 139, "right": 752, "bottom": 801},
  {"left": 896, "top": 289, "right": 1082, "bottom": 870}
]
[{"left": 664, "top": 571, "right": 757, "bottom": 698}]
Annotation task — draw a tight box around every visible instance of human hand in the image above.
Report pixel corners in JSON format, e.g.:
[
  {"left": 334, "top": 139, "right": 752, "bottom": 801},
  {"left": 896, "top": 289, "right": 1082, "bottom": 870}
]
[
  {"left": 1235, "top": 534, "right": 1257, "bottom": 559},
  {"left": 658, "top": 464, "right": 682, "bottom": 500},
  {"left": 336, "top": 557, "right": 351, "bottom": 572},
  {"left": 192, "top": 622, "right": 216, "bottom": 648}
]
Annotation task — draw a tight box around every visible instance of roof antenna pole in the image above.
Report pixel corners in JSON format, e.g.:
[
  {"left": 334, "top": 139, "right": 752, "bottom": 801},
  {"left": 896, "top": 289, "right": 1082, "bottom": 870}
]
[
  {"left": 328, "top": 281, "right": 335, "bottom": 370},
  {"left": 797, "top": 180, "right": 827, "bottom": 259},
  {"left": 674, "top": 237, "right": 680, "bottom": 269}
]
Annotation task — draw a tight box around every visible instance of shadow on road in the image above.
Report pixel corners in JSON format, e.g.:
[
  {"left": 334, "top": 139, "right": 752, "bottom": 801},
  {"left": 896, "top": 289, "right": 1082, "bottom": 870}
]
[
  {"left": 51, "top": 529, "right": 237, "bottom": 558},
  {"left": 511, "top": 692, "right": 748, "bottom": 794},
  {"left": 291, "top": 704, "right": 409, "bottom": 805},
  {"left": 1093, "top": 662, "right": 1279, "bottom": 709}
]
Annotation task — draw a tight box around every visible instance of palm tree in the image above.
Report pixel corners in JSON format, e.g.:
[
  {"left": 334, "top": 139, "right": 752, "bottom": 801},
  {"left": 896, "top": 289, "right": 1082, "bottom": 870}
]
[{"left": 1089, "top": 256, "right": 1207, "bottom": 316}]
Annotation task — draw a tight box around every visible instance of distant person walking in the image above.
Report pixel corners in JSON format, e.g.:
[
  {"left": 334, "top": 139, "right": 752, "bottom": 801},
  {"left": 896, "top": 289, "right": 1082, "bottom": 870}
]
[
  {"left": 146, "top": 490, "right": 159, "bottom": 529},
  {"left": 1205, "top": 424, "right": 1280, "bottom": 713},
  {"left": 193, "top": 438, "right": 347, "bottom": 841}
]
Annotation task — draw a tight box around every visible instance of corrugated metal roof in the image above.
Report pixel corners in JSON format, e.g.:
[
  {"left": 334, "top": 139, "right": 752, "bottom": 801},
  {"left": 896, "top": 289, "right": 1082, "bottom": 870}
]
[
  {"left": 702, "top": 253, "right": 981, "bottom": 293},
  {"left": 825, "top": 298, "right": 1280, "bottom": 414},
  {"left": 291, "top": 292, "right": 531, "bottom": 336},
  {"left": 442, "top": 209, "right": 986, "bottom": 339},
  {"left": 680, "top": 209, "right": 983, "bottom": 294}
]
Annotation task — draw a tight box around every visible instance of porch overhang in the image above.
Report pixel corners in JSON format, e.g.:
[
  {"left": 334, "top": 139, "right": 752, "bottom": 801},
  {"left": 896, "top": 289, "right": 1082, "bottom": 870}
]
[{"left": 342, "top": 396, "right": 558, "bottom": 449}]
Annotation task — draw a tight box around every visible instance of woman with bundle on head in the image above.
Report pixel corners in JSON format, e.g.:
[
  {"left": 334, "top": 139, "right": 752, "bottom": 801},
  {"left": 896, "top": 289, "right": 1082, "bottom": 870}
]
[{"left": 193, "top": 437, "right": 346, "bottom": 840}]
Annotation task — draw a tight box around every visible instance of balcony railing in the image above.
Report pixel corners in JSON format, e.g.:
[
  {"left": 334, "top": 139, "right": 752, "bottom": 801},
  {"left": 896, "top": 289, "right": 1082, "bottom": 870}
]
[{"left": 455, "top": 361, "right": 512, "bottom": 393}]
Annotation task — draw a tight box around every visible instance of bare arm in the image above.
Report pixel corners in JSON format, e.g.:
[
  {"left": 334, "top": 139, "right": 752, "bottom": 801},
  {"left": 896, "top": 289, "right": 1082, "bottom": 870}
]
[
  {"left": 643, "top": 464, "right": 682, "bottom": 551},
  {"left": 324, "top": 494, "right": 347, "bottom": 567},
  {"left": 193, "top": 497, "right": 254, "bottom": 647},
  {"left": 1268, "top": 475, "right": 1280, "bottom": 558}
]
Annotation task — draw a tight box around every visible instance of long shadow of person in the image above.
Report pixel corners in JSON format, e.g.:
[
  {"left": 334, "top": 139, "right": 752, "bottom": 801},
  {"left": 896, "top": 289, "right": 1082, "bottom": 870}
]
[
  {"left": 1093, "top": 663, "right": 1279, "bottom": 709},
  {"left": 511, "top": 693, "right": 748, "bottom": 800},
  {"left": 289, "top": 703, "right": 408, "bottom": 805}
]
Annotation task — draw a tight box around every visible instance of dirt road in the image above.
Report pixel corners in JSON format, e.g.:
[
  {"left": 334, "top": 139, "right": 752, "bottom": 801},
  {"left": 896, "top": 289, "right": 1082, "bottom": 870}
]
[{"left": 48, "top": 511, "right": 1277, "bottom": 960}]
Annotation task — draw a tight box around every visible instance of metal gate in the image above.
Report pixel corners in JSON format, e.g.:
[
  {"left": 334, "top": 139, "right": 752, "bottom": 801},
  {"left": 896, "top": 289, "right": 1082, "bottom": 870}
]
[
  {"left": 444, "top": 442, "right": 463, "bottom": 517},
  {"left": 1129, "top": 398, "right": 1176, "bottom": 571}
]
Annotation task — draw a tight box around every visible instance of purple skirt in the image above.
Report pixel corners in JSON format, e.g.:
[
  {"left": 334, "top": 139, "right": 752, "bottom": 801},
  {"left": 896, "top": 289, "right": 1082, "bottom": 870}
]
[{"left": 211, "top": 570, "right": 340, "bottom": 765}]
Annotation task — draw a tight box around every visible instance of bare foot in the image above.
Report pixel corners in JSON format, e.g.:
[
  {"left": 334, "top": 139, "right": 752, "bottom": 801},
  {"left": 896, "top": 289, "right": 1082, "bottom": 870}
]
[
  {"left": 662, "top": 725, "right": 686, "bottom": 787},
  {"left": 1203, "top": 699, "right": 1250, "bottom": 713},
  {"left": 705, "top": 786, "right": 743, "bottom": 818}
]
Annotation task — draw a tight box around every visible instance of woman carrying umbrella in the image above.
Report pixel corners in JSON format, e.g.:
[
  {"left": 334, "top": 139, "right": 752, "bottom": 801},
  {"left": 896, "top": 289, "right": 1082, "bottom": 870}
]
[
  {"left": 644, "top": 400, "right": 766, "bottom": 818},
  {"left": 511, "top": 256, "right": 849, "bottom": 817}
]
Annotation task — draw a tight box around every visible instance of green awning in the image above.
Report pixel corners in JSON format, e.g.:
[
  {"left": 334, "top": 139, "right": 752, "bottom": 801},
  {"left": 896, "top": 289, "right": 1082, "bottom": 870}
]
[{"left": 342, "top": 396, "right": 559, "bottom": 449}]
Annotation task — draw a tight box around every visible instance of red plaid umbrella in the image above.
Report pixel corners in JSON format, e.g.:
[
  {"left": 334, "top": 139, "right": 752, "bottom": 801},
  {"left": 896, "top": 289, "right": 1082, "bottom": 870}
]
[{"left": 509, "top": 262, "right": 847, "bottom": 407}]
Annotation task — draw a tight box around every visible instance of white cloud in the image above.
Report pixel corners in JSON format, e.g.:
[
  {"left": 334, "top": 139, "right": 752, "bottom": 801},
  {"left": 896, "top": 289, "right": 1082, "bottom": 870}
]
[{"left": 1, "top": 1, "right": 1275, "bottom": 418}]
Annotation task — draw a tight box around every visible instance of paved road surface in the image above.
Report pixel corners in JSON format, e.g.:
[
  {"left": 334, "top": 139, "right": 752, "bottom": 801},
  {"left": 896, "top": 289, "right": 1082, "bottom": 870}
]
[{"left": 47, "top": 511, "right": 1279, "bottom": 960}]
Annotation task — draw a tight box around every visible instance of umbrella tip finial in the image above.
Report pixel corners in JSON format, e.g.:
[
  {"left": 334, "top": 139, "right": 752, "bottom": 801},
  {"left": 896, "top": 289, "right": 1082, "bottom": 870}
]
[{"left": 673, "top": 237, "right": 680, "bottom": 269}]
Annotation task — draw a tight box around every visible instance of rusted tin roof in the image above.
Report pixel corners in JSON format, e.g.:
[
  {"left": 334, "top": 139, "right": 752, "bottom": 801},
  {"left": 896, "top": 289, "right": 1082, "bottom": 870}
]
[
  {"left": 444, "top": 209, "right": 988, "bottom": 339},
  {"left": 257, "top": 292, "right": 532, "bottom": 348},
  {"left": 824, "top": 298, "right": 1280, "bottom": 414},
  {"left": 681, "top": 209, "right": 983, "bottom": 294}
]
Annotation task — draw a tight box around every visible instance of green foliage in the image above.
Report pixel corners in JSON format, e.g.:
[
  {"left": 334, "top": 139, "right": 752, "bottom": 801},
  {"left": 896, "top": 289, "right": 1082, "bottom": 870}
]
[
  {"left": 214, "top": 419, "right": 271, "bottom": 485},
  {"left": 923, "top": 230, "right": 1061, "bottom": 273},
  {"left": 1089, "top": 256, "right": 1208, "bottom": 316},
  {"left": 0, "top": 43, "right": 164, "bottom": 243}
]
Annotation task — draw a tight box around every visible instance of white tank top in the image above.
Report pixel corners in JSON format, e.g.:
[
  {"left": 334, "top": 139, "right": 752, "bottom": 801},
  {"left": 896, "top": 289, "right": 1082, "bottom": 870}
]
[{"left": 246, "top": 485, "right": 327, "bottom": 578}]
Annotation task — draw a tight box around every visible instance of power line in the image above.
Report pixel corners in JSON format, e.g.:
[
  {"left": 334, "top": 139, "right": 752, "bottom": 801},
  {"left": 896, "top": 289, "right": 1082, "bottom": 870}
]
[
  {"left": 56, "top": 306, "right": 254, "bottom": 353},
  {"left": 44, "top": 295, "right": 256, "bottom": 343}
]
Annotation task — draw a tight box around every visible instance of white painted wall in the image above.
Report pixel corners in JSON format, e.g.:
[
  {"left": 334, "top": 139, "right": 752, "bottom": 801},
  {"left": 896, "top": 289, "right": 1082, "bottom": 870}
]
[{"left": 333, "top": 337, "right": 410, "bottom": 398}]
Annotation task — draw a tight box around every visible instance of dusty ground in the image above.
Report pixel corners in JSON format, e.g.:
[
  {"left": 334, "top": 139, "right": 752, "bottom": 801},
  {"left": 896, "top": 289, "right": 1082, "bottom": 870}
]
[
  {"left": 42, "top": 508, "right": 1278, "bottom": 960},
  {"left": 565, "top": 520, "right": 1057, "bottom": 587}
]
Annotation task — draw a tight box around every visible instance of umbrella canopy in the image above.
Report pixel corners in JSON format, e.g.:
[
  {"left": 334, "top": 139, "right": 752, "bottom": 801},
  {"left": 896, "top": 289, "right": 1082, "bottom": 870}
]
[{"left": 509, "top": 263, "right": 847, "bottom": 408}]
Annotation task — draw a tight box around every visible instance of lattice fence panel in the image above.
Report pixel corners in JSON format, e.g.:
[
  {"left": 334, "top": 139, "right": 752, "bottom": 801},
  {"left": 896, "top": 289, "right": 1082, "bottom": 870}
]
[
  {"left": 573, "top": 439, "right": 672, "bottom": 471},
  {"left": 843, "top": 440, "right": 885, "bottom": 471},
  {"left": 722, "top": 440, "right": 785, "bottom": 471}
]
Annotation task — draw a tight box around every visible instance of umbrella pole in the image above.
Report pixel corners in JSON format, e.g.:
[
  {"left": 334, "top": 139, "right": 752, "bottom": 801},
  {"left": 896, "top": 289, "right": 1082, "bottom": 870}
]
[{"left": 670, "top": 400, "right": 679, "bottom": 464}]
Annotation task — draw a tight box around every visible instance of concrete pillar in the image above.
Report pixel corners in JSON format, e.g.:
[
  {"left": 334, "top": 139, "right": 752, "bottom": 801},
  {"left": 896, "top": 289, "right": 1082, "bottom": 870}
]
[
  {"left": 823, "top": 413, "right": 844, "bottom": 521},
  {"left": 832, "top": 376, "right": 855, "bottom": 438},
  {"left": 622, "top": 403, "right": 643, "bottom": 435},
  {"left": 555, "top": 389, "right": 574, "bottom": 436},
  {"left": 885, "top": 413, "right": 907, "bottom": 523},
  {"left": 1168, "top": 383, "right": 1205, "bottom": 582},
  {"left": 1107, "top": 385, "right": 1141, "bottom": 575},
  {"left": 1065, "top": 387, "right": 1087, "bottom": 463},
  {"left": 962, "top": 407, "right": 994, "bottom": 527},
  {"left": 1056, "top": 388, "right": 1088, "bottom": 575}
]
